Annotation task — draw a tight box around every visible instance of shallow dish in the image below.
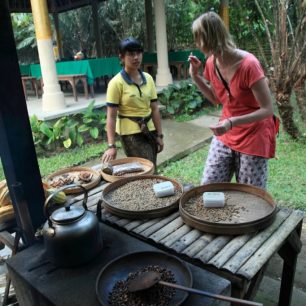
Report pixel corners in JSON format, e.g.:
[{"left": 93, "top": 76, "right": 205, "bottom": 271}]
[
  {"left": 44, "top": 166, "right": 101, "bottom": 194},
  {"left": 102, "top": 175, "right": 183, "bottom": 219},
  {"left": 95, "top": 251, "right": 192, "bottom": 306},
  {"left": 180, "top": 183, "right": 277, "bottom": 235},
  {"left": 101, "top": 157, "right": 154, "bottom": 182}
]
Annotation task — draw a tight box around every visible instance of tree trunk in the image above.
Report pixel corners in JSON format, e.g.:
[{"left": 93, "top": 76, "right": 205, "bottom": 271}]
[
  {"left": 276, "top": 90, "right": 300, "bottom": 139},
  {"left": 294, "top": 80, "right": 306, "bottom": 123}
]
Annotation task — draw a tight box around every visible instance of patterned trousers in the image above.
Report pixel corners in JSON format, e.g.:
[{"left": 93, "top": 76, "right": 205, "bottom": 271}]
[
  {"left": 201, "top": 137, "right": 268, "bottom": 189},
  {"left": 120, "top": 131, "right": 158, "bottom": 170}
]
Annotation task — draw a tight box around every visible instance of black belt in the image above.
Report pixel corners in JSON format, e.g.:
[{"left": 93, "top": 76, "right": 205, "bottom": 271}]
[
  {"left": 119, "top": 114, "right": 154, "bottom": 138},
  {"left": 118, "top": 114, "right": 152, "bottom": 124}
]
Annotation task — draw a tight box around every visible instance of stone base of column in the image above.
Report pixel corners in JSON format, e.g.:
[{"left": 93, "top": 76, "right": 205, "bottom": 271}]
[
  {"left": 42, "top": 90, "right": 66, "bottom": 112},
  {"left": 155, "top": 69, "right": 173, "bottom": 87}
]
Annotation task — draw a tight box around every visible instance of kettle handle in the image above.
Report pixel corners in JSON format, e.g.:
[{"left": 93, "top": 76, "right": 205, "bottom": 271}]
[{"left": 44, "top": 184, "right": 89, "bottom": 226}]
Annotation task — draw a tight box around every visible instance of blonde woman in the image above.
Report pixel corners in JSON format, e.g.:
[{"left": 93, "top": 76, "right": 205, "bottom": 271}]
[{"left": 189, "top": 12, "right": 277, "bottom": 189}]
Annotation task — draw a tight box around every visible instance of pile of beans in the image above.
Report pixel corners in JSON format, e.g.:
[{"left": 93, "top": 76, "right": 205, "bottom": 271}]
[
  {"left": 105, "top": 179, "right": 182, "bottom": 211},
  {"left": 108, "top": 265, "right": 176, "bottom": 306},
  {"left": 184, "top": 191, "right": 249, "bottom": 223}
]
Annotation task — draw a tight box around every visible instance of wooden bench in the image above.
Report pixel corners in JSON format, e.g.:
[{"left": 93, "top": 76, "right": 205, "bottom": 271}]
[{"left": 21, "top": 76, "right": 39, "bottom": 100}]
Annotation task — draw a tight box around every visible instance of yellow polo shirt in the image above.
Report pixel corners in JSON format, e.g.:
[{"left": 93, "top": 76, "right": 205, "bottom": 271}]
[{"left": 106, "top": 70, "right": 158, "bottom": 135}]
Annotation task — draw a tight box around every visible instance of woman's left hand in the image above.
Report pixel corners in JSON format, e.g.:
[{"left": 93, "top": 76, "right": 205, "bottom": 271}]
[
  {"left": 156, "top": 137, "right": 164, "bottom": 153},
  {"left": 210, "top": 119, "right": 232, "bottom": 136}
]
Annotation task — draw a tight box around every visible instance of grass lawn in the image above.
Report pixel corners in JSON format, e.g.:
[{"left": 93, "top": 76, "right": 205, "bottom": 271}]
[{"left": 159, "top": 129, "right": 306, "bottom": 211}]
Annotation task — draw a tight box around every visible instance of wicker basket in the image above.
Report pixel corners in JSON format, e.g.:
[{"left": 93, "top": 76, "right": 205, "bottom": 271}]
[
  {"left": 101, "top": 157, "right": 154, "bottom": 183},
  {"left": 102, "top": 175, "right": 183, "bottom": 219},
  {"left": 180, "top": 183, "right": 277, "bottom": 235},
  {"left": 44, "top": 166, "right": 101, "bottom": 194}
]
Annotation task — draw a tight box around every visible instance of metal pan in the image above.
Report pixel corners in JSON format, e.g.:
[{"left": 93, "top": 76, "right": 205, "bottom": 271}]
[{"left": 95, "top": 251, "right": 193, "bottom": 306}]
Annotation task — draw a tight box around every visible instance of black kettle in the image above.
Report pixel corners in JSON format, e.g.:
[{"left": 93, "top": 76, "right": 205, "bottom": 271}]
[{"left": 42, "top": 184, "right": 103, "bottom": 267}]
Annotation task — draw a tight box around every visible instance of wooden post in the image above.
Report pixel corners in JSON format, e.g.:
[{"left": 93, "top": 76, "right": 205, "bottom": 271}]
[
  {"left": 219, "top": 0, "right": 229, "bottom": 31},
  {"left": 145, "top": 0, "right": 154, "bottom": 52},
  {"left": 30, "top": 0, "right": 66, "bottom": 112},
  {"left": 92, "top": 0, "right": 103, "bottom": 58},
  {"left": 53, "top": 12, "right": 63, "bottom": 60},
  {"left": 0, "top": 1, "right": 45, "bottom": 231}
]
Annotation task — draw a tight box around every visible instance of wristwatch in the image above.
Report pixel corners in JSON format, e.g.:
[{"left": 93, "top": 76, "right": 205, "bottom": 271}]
[
  {"left": 157, "top": 134, "right": 164, "bottom": 139},
  {"left": 108, "top": 144, "right": 117, "bottom": 149}
]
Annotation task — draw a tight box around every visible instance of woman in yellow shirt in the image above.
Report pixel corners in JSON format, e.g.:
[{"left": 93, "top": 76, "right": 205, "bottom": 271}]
[{"left": 101, "top": 38, "right": 164, "bottom": 169}]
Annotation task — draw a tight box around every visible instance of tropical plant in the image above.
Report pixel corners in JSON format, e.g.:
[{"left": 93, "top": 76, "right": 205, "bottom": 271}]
[
  {"left": 30, "top": 102, "right": 106, "bottom": 153},
  {"left": 245, "top": 0, "right": 306, "bottom": 138},
  {"left": 75, "top": 101, "right": 107, "bottom": 143},
  {"left": 11, "top": 13, "right": 38, "bottom": 64},
  {"left": 165, "top": 0, "right": 194, "bottom": 50},
  {"left": 158, "top": 80, "right": 210, "bottom": 117},
  {"left": 60, "top": 7, "right": 96, "bottom": 59},
  {"left": 100, "top": 0, "right": 146, "bottom": 55}
]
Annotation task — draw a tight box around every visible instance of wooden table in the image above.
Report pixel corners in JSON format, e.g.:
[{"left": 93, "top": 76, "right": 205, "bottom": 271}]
[
  {"left": 57, "top": 74, "right": 89, "bottom": 102},
  {"left": 21, "top": 76, "right": 39, "bottom": 100},
  {"left": 30, "top": 58, "right": 121, "bottom": 87},
  {"left": 72, "top": 182, "right": 304, "bottom": 306},
  {"left": 40, "top": 74, "right": 90, "bottom": 102}
]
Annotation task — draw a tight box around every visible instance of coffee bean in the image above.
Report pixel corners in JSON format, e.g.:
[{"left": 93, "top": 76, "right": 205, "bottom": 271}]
[
  {"left": 108, "top": 265, "right": 176, "bottom": 306},
  {"left": 105, "top": 179, "right": 182, "bottom": 211}
]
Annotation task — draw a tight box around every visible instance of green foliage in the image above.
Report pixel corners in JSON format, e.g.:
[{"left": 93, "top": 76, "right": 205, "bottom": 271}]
[
  {"left": 165, "top": 0, "right": 194, "bottom": 50},
  {"left": 158, "top": 80, "right": 211, "bottom": 118},
  {"left": 11, "top": 13, "right": 37, "bottom": 64},
  {"left": 30, "top": 101, "right": 106, "bottom": 153},
  {"left": 12, "top": 0, "right": 278, "bottom": 62},
  {"left": 60, "top": 7, "right": 96, "bottom": 58},
  {"left": 230, "top": 1, "right": 272, "bottom": 43}
]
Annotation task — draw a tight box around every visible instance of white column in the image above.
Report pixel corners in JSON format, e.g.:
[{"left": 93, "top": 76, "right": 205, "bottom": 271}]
[
  {"left": 154, "top": 0, "right": 173, "bottom": 86},
  {"left": 30, "top": 0, "right": 66, "bottom": 112}
]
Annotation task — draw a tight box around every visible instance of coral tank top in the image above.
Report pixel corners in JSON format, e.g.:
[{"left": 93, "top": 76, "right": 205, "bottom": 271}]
[{"left": 204, "top": 53, "right": 276, "bottom": 158}]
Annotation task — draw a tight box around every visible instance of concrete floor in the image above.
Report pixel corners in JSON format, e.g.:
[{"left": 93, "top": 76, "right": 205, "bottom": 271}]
[{"left": 25, "top": 90, "right": 107, "bottom": 120}]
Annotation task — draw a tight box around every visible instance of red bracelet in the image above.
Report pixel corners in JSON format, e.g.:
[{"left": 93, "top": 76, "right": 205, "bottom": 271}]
[{"left": 227, "top": 118, "right": 233, "bottom": 130}]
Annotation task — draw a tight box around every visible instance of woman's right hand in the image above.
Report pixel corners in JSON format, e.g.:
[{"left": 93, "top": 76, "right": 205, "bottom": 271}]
[
  {"left": 101, "top": 148, "right": 117, "bottom": 163},
  {"left": 188, "top": 54, "right": 202, "bottom": 78}
]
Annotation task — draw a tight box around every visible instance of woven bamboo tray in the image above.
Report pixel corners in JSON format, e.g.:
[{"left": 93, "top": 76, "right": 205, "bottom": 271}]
[
  {"left": 102, "top": 175, "right": 183, "bottom": 219},
  {"left": 101, "top": 157, "right": 154, "bottom": 182},
  {"left": 179, "top": 183, "right": 277, "bottom": 235},
  {"left": 44, "top": 166, "right": 101, "bottom": 194}
]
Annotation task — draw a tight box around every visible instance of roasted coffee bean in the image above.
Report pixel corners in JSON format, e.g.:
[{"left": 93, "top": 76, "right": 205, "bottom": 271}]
[{"left": 108, "top": 265, "right": 176, "bottom": 306}]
